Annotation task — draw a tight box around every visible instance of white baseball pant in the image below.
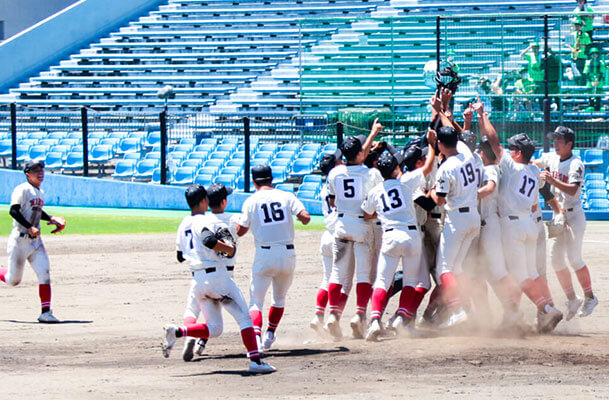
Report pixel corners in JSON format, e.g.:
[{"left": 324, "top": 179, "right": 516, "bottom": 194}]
[
  {"left": 478, "top": 214, "right": 509, "bottom": 282},
  {"left": 369, "top": 221, "right": 382, "bottom": 282},
  {"left": 534, "top": 215, "right": 547, "bottom": 278},
  {"left": 5, "top": 231, "right": 50, "bottom": 286},
  {"left": 549, "top": 208, "right": 586, "bottom": 272},
  {"left": 500, "top": 216, "right": 539, "bottom": 284},
  {"left": 423, "top": 215, "right": 443, "bottom": 274},
  {"left": 329, "top": 216, "right": 373, "bottom": 287},
  {"left": 184, "top": 268, "right": 252, "bottom": 338},
  {"left": 373, "top": 227, "right": 423, "bottom": 291},
  {"left": 318, "top": 230, "right": 334, "bottom": 291},
  {"left": 436, "top": 209, "right": 481, "bottom": 278},
  {"left": 249, "top": 245, "right": 296, "bottom": 311}
]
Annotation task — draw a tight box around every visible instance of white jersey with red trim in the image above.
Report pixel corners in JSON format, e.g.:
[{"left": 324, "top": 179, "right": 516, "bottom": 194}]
[
  {"left": 10, "top": 182, "right": 44, "bottom": 234},
  {"left": 538, "top": 152, "right": 584, "bottom": 211}
]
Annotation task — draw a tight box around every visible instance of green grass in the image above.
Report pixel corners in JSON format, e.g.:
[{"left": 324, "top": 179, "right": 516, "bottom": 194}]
[{"left": 0, "top": 205, "right": 324, "bottom": 235}]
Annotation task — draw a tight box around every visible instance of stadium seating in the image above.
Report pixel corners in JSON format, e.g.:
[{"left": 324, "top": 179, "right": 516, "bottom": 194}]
[
  {"left": 63, "top": 151, "right": 84, "bottom": 171},
  {"left": 583, "top": 149, "right": 605, "bottom": 169},
  {"left": 112, "top": 159, "right": 137, "bottom": 180},
  {"left": 44, "top": 152, "right": 64, "bottom": 171},
  {"left": 172, "top": 166, "right": 196, "bottom": 185},
  {"left": 276, "top": 183, "right": 294, "bottom": 193},
  {"left": 194, "top": 173, "right": 214, "bottom": 186},
  {"left": 588, "top": 199, "right": 609, "bottom": 210},
  {"left": 134, "top": 159, "right": 159, "bottom": 180}
]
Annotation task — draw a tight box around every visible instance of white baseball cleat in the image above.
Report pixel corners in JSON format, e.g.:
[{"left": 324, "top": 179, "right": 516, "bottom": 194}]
[
  {"left": 499, "top": 309, "right": 523, "bottom": 329},
  {"left": 249, "top": 360, "right": 277, "bottom": 374},
  {"left": 565, "top": 296, "right": 583, "bottom": 321},
  {"left": 162, "top": 324, "right": 179, "bottom": 358},
  {"left": 537, "top": 306, "right": 563, "bottom": 333},
  {"left": 182, "top": 337, "right": 196, "bottom": 362},
  {"left": 262, "top": 331, "right": 276, "bottom": 351},
  {"left": 365, "top": 319, "right": 382, "bottom": 342},
  {"left": 310, "top": 314, "right": 324, "bottom": 335},
  {"left": 324, "top": 312, "right": 342, "bottom": 339},
  {"left": 579, "top": 295, "right": 598, "bottom": 318},
  {"left": 38, "top": 310, "right": 60, "bottom": 324},
  {"left": 437, "top": 308, "right": 468, "bottom": 330},
  {"left": 350, "top": 314, "right": 366, "bottom": 339},
  {"left": 194, "top": 338, "right": 207, "bottom": 357}
]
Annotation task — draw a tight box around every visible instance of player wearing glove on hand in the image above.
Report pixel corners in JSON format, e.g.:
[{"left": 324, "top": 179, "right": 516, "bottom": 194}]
[
  {"left": 533, "top": 126, "right": 598, "bottom": 319},
  {"left": 1, "top": 160, "right": 66, "bottom": 323},
  {"left": 163, "top": 184, "right": 275, "bottom": 374}
]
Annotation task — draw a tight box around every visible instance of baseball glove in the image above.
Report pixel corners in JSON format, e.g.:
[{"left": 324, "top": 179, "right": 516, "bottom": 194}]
[
  {"left": 215, "top": 227, "right": 236, "bottom": 258},
  {"left": 48, "top": 216, "right": 66, "bottom": 234},
  {"left": 546, "top": 213, "right": 566, "bottom": 238}
]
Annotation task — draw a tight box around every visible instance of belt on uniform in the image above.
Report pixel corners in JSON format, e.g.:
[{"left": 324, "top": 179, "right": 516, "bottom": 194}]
[
  {"left": 18, "top": 232, "right": 35, "bottom": 239},
  {"left": 508, "top": 216, "right": 519, "bottom": 220},
  {"left": 260, "top": 244, "right": 294, "bottom": 250},
  {"left": 458, "top": 207, "right": 470, "bottom": 213},
  {"left": 481, "top": 220, "right": 486, "bottom": 226},
  {"left": 337, "top": 213, "right": 364, "bottom": 219},
  {"left": 430, "top": 213, "right": 442, "bottom": 219},
  {"left": 376, "top": 222, "right": 381, "bottom": 226},
  {"left": 536, "top": 216, "right": 542, "bottom": 223},
  {"left": 192, "top": 266, "right": 234, "bottom": 276},
  {"left": 565, "top": 208, "right": 574, "bottom": 212},
  {"left": 384, "top": 226, "right": 417, "bottom": 232}
]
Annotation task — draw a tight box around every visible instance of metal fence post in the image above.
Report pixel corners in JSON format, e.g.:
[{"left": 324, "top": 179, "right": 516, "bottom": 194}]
[
  {"left": 10, "top": 103, "right": 17, "bottom": 170},
  {"left": 160, "top": 111, "right": 168, "bottom": 185},
  {"left": 81, "top": 107, "right": 89, "bottom": 177},
  {"left": 337, "top": 121, "right": 344, "bottom": 148},
  {"left": 436, "top": 16, "right": 441, "bottom": 73},
  {"left": 244, "top": 117, "right": 251, "bottom": 193},
  {"left": 543, "top": 15, "right": 551, "bottom": 152}
]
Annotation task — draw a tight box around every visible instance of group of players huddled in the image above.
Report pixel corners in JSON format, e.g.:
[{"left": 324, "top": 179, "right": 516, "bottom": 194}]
[{"left": 311, "top": 89, "right": 599, "bottom": 342}]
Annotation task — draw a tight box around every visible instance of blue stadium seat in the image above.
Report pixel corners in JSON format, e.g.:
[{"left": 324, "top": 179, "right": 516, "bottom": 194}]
[
  {"left": 39, "top": 138, "right": 59, "bottom": 147},
  {"left": 90, "top": 145, "right": 114, "bottom": 164},
  {"left": 297, "top": 190, "right": 317, "bottom": 201},
  {"left": 28, "top": 145, "right": 49, "bottom": 163},
  {"left": 100, "top": 138, "right": 120, "bottom": 153},
  {"left": 200, "top": 138, "right": 218, "bottom": 146},
  {"left": 49, "top": 145, "right": 71, "bottom": 161},
  {"left": 0, "top": 139, "right": 12, "bottom": 158},
  {"left": 597, "top": 135, "right": 609, "bottom": 148},
  {"left": 59, "top": 138, "right": 80, "bottom": 147},
  {"left": 145, "top": 152, "right": 161, "bottom": 160},
  {"left": 118, "top": 137, "right": 141, "bottom": 155},
  {"left": 275, "top": 183, "right": 294, "bottom": 193},
  {"left": 67, "top": 132, "right": 82, "bottom": 140},
  {"left": 572, "top": 149, "right": 581, "bottom": 159},
  {"left": 89, "top": 131, "right": 107, "bottom": 140},
  {"left": 583, "top": 149, "right": 604, "bottom": 169},
  {"left": 204, "top": 159, "right": 224, "bottom": 168},
  {"left": 226, "top": 159, "right": 244, "bottom": 168},
  {"left": 194, "top": 144, "right": 214, "bottom": 153},
  {"left": 232, "top": 152, "right": 246, "bottom": 160},
  {"left": 221, "top": 137, "right": 240, "bottom": 145},
  {"left": 271, "top": 158, "right": 291, "bottom": 169},
  {"left": 150, "top": 168, "right": 161, "bottom": 185},
  {"left": 197, "top": 166, "right": 220, "bottom": 177},
  {"left": 145, "top": 131, "right": 161, "bottom": 148},
  {"left": 302, "top": 143, "right": 322, "bottom": 153},
  {"left": 181, "top": 159, "right": 203, "bottom": 169},
  {"left": 112, "top": 159, "right": 137, "bottom": 180},
  {"left": 167, "top": 151, "right": 187, "bottom": 163},
  {"left": 302, "top": 174, "right": 323, "bottom": 185},
  {"left": 222, "top": 166, "right": 241, "bottom": 177},
  {"left": 16, "top": 145, "right": 30, "bottom": 163},
  {"left": 585, "top": 180, "right": 605, "bottom": 191},
  {"left": 48, "top": 131, "right": 68, "bottom": 140},
  {"left": 172, "top": 144, "right": 194, "bottom": 153},
  {"left": 588, "top": 199, "right": 609, "bottom": 210},
  {"left": 172, "top": 167, "right": 196, "bottom": 185},
  {"left": 259, "top": 143, "right": 279, "bottom": 153},
  {"left": 44, "top": 152, "right": 64, "bottom": 171},
  {"left": 27, "top": 131, "right": 45, "bottom": 140},
  {"left": 217, "top": 144, "right": 237, "bottom": 153},
  {"left": 585, "top": 173, "right": 604, "bottom": 183},
  {"left": 586, "top": 189, "right": 607, "bottom": 200},
  {"left": 108, "top": 131, "right": 128, "bottom": 140},
  {"left": 322, "top": 143, "right": 338, "bottom": 153},
  {"left": 63, "top": 151, "right": 84, "bottom": 171},
  {"left": 214, "top": 174, "right": 237, "bottom": 187},
  {"left": 299, "top": 182, "right": 321, "bottom": 194},
  {"left": 298, "top": 150, "right": 318, "bottom": 161},
  {"left": 180, "top": 137, "right": 197, "bottom": 145},
  {"left": 134, "top": 159, "right": 159, "bottom": 180},
  {"left": 251, "top": 158, "right": 270, "bottom": 167},
  {"left": 209, "top": 151, "right": 230, "bottom": 161},
  {"left": 280, "top": 143, "right": 301, "bottom": 152},
  {"left": 291, "top": 158, "right": 314, "bottom": 176},
  {"left": 19, "top": 138, "right": 38, "bottom": 147},
  {"left": 275, "top": 151, "right": 295, "bottom": 161},
  {"left": 194, "top": 174, "right": 214, "bottom": 187},
  {"left": 253, "top": 150, "right": 273, "bottom": 162},
  {"left": 272, "top": 166, "right": 288, "bottom": 184},
  {"left": 123, "top": 153, "right": 141, "bottom": 161},
  {"left": 128, "top": 131, "right": 147, "bottom": 143},
  {"left": 188, "top": 151, "right": 209, "bottom": 161}
]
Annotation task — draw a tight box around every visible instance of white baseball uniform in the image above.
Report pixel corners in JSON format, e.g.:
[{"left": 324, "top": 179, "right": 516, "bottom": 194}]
[
  {"left": 532, "top": 187, "right": 547, "bottom": 278},
  {"left": 537, "top": 153, "right": 586, "bottom": 272},
  {"left": 319, "top": 184, "right": 343, "bottom": 294},
  {"left": 498, "top": 152, "right": 541, "bottom": 284},
  {"left": 462, "top": 151, "right": 485, "bottom": 279},
  {"left": 362, "top": 169, "right": 428, "bottom": 294},
  {"left": 176, "top": 213, "right": 251, "bottom": 338},
  {"left": 326, "top": 164, "right": 383, "bottom": 290},
  {"left": 238, "top": 188, "right": 305, "bottom": 312},
  {"left": 6, "top": 182, "right": 50, "bottom": 286},
  {"left": 417, "top": 159, "right": 444, "bottom": 276},
  {"left": 435, "top": 142, "right": 481, "bottom": 278}
]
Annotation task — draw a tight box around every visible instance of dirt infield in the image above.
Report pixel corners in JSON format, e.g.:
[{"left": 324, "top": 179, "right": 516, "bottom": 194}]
[{"left": 1, "top": 222, "right": 608, "bottom": 399}]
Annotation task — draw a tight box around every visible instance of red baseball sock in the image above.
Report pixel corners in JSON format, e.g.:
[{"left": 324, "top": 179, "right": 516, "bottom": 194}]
[
  {"left": 355, "top": 282, "right": 372, "bottom": 315},
  {"left": 440, "top": 272, "right": 460, "bottom": 309},
  {"left": 521, "top": 279, "right": 546, "bottom": 312},
  {"left": 410, "top": 287, "right": 428, "bottom": 314},
  {"left": 370, "top": 288, "right": 386, "bottom": 320},
  {"left": 0, "top": 268, "right": 6, "bottom": 283},
  {"left": 183, "top": 316, "right": 197, "bottom": 326},
  {"left": 249, "top": 309, "right": 263, "bottom": 336},
  {"left": 327, "top": 283, "right": 343, "bottom": 314},
  {"left": 555, "top": 268, "right": 575, "bottom": 300},
  {"left": 575, "top": 266, "right": 593, "bottom": 296},
  {"left": 267, "top": 306, "right": 284, "bottom": 333},
  {"left": 182, "top": 323, "right": 209, "bottom": 339},
  {"left": 397, "top": 286, "right": 416, "bottom": 319},
  {"left": 535, "top": 277, "right": 554, "bottom": 306},
  {"left": 338, "top": 292, "right": 349, "bottom": 313},
  {"left": 39, "top": 284, "right": 51, "bottom": 313},
  {"left": 240, "top": 327, "right": 260, "bottom": 361},
  {"left": 315, "top": 289, "right": 328, "bottom": 315},
  {"left": 380, "top": 284, "right": 393, "bottom": 314}
]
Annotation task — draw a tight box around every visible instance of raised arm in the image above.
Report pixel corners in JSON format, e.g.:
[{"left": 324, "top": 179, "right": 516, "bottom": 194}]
[
  {"left": 362, "top": 118, "right": 383, "bottom": 159},
  {"left": 421, "top": 129, "right": 437, "bottom": 177},
  {"left": 474, "top": 100, "right": 502, "bottom": 160}
]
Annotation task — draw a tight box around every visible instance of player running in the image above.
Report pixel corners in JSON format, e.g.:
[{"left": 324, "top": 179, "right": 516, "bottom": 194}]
[
  {"left": 0, "top": 160, "right": 66, "bottom": 323},
  {"left": 162, "top": 184, "right": 275, "bottom": 374},
  {"left": 237, "top": 165, "right": 311, "bottom": 351}
]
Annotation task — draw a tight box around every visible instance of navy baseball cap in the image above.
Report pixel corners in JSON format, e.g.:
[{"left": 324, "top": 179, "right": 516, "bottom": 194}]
[
  {"left": 252, "top": 164, "right": 273, "bottom": 182},
  {"left": 507, "top": 133, "right": 536, "bottom": 160},
  {"left": 24, "top": 160, "right": 44, "bottom": 173},
  {"left": 436, "top": 126, "right": 459, "bottom": 146},
  {"left": 403, "top": 146, "right": 425, "bottom": 172},
  {"left": 185, "top": 184, "right": 207, "bottom": 209},
  {"left": 206, "top": 182, "right": 233, "bottom": 205},
  {"left": 377, "top": 151, "right": 400, "bottom": 178},
  {"left": 551, "top": 126, "right": 575, "bottom": 143},
  {"left": 460, "top": 130, "right": 477, "bottom": 152},
  {"left": 320, "top": 151, "right": 341, "bottom": 175},
  {"left": 341, "top": 135, "right": 366, "bottom": 160}
]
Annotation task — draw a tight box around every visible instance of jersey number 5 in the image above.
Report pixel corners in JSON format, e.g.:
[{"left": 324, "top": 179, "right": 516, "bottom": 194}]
[
  {"left": 261, "top": 202, "right": 285, "bottom": 223},
  {"left": 343, "top": 178, "right": 356, "bottom": 198}
]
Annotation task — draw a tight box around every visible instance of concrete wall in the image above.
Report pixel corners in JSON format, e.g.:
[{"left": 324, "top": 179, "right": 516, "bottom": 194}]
[
  {"left": 0, "top": 0, "right": 168, "bottom": 93},
  {"left": 0, "top": 0, "right": 78, "bottom": 39},
  {"left": 0, "top": 169, "right": 324, "bottom": 215}
]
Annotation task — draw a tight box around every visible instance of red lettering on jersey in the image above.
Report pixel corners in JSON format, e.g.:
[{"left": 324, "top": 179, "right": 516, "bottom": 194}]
[
  {"left": 551, "top": 171, "right": 568, "bottom": 183},
  {"left": 29, "top": 198, "right": 44, "bottom": 207}
]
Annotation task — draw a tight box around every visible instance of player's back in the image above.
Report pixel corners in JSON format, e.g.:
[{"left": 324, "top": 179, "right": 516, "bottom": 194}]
[
  {"left": 320, "top": 183, "right": 338, "bottom": 233},
  {"left": 364, "top": 172, "right": 421, "bottom": 229},
  {"left": 240, "top": 188, "right": 305, "bottom": 247},
  {"left": 327, "top": 164, "right": 382, "bottom": 217},
  {"left": 435, "top": 153, "right": 479, "bottom": 212},
  {"left": 176, "top": 214, "right": 226, "bottom": 271},
  {"left": 498, "top": 153, "right": 540, "bottom": 218}
]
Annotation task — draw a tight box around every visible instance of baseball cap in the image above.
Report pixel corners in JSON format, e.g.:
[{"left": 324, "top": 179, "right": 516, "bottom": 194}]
[
  {"left": 340, "top": 135, "right": 366, "bottom": 160},
  {"left": 320, "top": 151, "right": 340, "bottom": 175},
  {"left": 403, "top": 146, "right": 424, "bottom": 172},
  {"left": 460, "top": 130, "right": 477, "bottom": 152},
  {"left": 24, "top": 160, "right": 44, "bottom": 173},
  {"left": 377, "top": 151, "right": 399, "bottom": 179},
  {"left": 185, "top": 184, "right": 207, "bottom": 209},
  {"left": 251, "top": 164, "right": 273, "bottom": 183},
  {"left": 507, "top": 133, "right": 536, "bottom": 160},
  {"left": 551, "top": 126, "right": 575, "bottom": 143},
  {"left": 405, "top": 136, "right": 429, "bottom": 157},
  {"left": 478, "top": 136, "right": 496, "bottom": 162},
  {"left": 206, "top": 182, "right": 233, "bottom": 205},
  {"left": 436, "top": 126, "right": 459, "bottom": 146}
]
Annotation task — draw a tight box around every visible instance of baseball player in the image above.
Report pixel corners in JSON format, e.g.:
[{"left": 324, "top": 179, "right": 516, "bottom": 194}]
[
  {"left": 0, "top": 160, "right": 66, "bottom": 323},
  {"left": 533, "top": 126, "right": 598, "bottom": 318},
  {"left": 324, "top": 123, "right": 384, "bottom": 339},
  {"left": 162, "top": 184, "right": 275, "bottom": 374},
  {"left": 181, "top": 183, "right": 239, "bottom": 361},
  {"left": 428, "top": 125, "right": 481, "bottom": 329},
  {"left": 237, "top": 165, "right": 311, "bottom": 351},
  {"left": 476, "top": 103, "right": 563, "bottom": 333},
  {"left": 362, "top": 129, "right": 437, "bottom": 341}
]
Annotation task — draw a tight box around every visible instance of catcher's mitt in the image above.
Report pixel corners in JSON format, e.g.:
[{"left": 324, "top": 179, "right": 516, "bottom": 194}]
[
  {"left": 546, "top": 213, "right": 566, "bottom": 238},
  {"left": 215, "top": 227, "right": 236, "bottom": 258}
]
